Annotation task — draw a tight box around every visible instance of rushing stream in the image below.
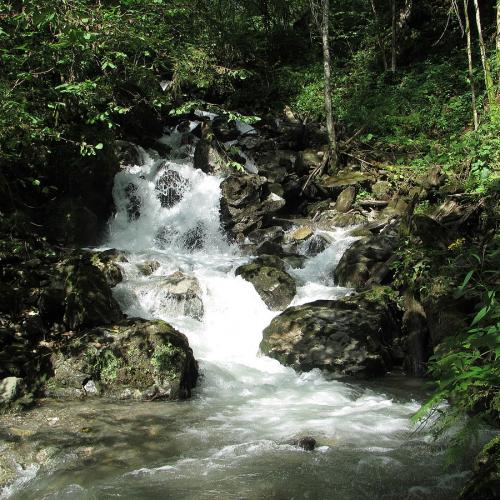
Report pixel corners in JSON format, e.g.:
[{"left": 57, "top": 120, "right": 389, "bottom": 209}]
[{"left": 3, "top": 131, "right": 478, "bottom": 499}]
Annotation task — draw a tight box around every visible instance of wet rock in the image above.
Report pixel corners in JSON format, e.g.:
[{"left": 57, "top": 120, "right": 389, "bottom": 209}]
[
  {"left": 335, "top": 186, "right": 356, "bottom": 213},
  {"left": 281, "top": 254, "right": 307, "bottom": 269},
  {"left": 137, "top": 260, "right": 161, "bottom": 276},
  {"left": 247, "top": 226, "right": 285, "bottom": 245},
  {"left": 334, "top": 232, "right": 399, "bottom": 289},
  {"left": 212, "top": 117, "right": 240, "bottom": 141},
  {"left": 255, "top": 240, "right": 285, "bottom": 256},
  {"left": 260, "top": 292, "right": 397, "bottom": 378},
  {"left": 461, "top": 435, "right": 500, "bottom": 500},
  {"left": 158, "top": 271, "right": 204, "bottom": 320},
  {"left": 61, "top": 252, "right": 123, "bottom": 330},
  {"left": 290, "top": 226, "right": 313, "bottom": 242},
  {"left": 295, "top": 436, "right": 317, "bottom": 451},
  {"left": 402, "top": 291, "right": 430, "bottom": 376},
  {"left": 183, "top": 223, "right": 205, "bottom": 251},
  {"left": 47, "top": 318, "right": 198, "bottom": 400},
  {"left": 220, "top": 174, "right": 285, "bottom": 239},
  {"left": 305, "top": 199, "right": 332, "bottom": 217},
  {"left": 115, "top": 140, "right": 141, "bottom": 166},
  {"left": 193, "top": 124, "right": 227, "bottom": 175},
  {"left": 155, "top": 169, "right": 189, "bottom": 208},
  {"left": 125, "top": 183, "right": 141, "bottom": 221},
  {"left": 236, "top": 257, "right": 296, "bottom": 310},
  {"left": 317, "top": 210, "right": 367, "bottom": 229},
  {"left": 45, "top": 197, "right": 100, "bottom": 246},
  {"left": 423, "top": 293, "right": 469, "bottom": 349},
  {"left": 91, "top": 249, "right": 127, "bottom": 287},
  {"left": 303, "top": 234, "right": 330, "bottom": 256}
]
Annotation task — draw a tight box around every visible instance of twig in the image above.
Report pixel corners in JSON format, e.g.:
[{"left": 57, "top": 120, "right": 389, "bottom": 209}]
[
  {"left": 342, "top": 126, "right": 365, "bottom": 151},
  {"left": 344, "top": 152, "right": 377, "bottom": 167},
  {"left": 300, "top": 151, "right": 329, "bottom": 195}
]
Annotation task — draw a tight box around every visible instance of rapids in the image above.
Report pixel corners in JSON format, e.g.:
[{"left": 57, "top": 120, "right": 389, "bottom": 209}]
[{"left": 3, "top": 131, "right": 478, "bottom": 499}]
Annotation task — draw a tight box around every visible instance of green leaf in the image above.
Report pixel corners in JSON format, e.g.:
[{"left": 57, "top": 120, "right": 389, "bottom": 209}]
[{"left": 94, "top": 143, "right": 104, "bottom": 150}]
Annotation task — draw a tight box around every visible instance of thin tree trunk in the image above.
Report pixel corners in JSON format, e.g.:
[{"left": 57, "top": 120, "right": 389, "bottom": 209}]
[
  {"left": 370, "top": 0, "right": 388, "bottom": 71},
  {"left": 320, "top": 0, "right": 338, "bottom": 170},
  {"left": 464, "top": 0, "right": 479, "bottom": 129},
  {"left": 391, "top": 0, "right": 397, "bottom": 72},
  {"left": 473, "top": 0, "right": 495, "bottom": 107},
  {"left": 496, "top": 0, "right": 499, "bottom": 86}
]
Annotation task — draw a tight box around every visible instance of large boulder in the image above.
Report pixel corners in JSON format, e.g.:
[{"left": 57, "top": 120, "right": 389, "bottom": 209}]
[
  {"left": 220, "top": 174, "right": 285, "bottom": 239},
  {"left": 47, "top": 318, "right": 198, "bottom": 400},
  {"left": 236, "top": 257, "right": 296, "bottom": 310},
  {"left": 260, "top": 292, "right": 397, "bottom": 377},
  {"left": 334, "top": 232, "right": 399, "bottom": 288},
  {"left": 158, "top": 271, "right": 204, "bottom": 320},
  {"left": 38, "top": 251, "right": 123, "bottom": 330}
]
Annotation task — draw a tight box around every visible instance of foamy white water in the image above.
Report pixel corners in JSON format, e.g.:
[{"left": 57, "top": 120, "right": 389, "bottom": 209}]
[{"left": 5, "top": 131, "right": 474, "bottom": 499}]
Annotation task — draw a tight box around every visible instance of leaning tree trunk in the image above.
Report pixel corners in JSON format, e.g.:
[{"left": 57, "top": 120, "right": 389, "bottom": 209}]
[
  {"left": 473, "top": 0, "right": 495, "bottom": 109},
  {"left": 464, "top": 0, "right": 479, "bottom": 129},
  {"left": 320, "top": 0, "right": 338, "bottom": 170}
]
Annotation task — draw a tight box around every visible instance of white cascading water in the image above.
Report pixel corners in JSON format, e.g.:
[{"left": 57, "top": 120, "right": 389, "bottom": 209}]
[{"left": 4, "top": 126, "right": 473, "bottom": 499}]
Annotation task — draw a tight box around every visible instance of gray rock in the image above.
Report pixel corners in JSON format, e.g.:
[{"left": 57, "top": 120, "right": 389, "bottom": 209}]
[
  {"left": 0, "top": 377, "right": 24, "bottom": 405},
  {"left": 236, "top": 257, "right": 296, "bottom": 310},
  {"left": 317, "top": 210, "right": 367, "bottom": 229},
  {"left": 335, "top": 186, "right": 356, "bottom": 213},
  {"left": 47, "top": 318, "right": 198, "bottom": 400},
  {"left": 137, "top": 260, "right": 161, "bottom": 276},
  {"left": 334, "top": 233, "right": 398, "bottom": 289},
  {"left": 220, "top": 174, "right": 285, "bottom": 239},
  {"left": 260, "top": 293, "right": 397, "bottom": 378},
  {"left": 91, "top": 249, "right": 127, "bottom": 287},
  {"left": 159, "top": 271, "right": 204, "bottom": 320}
]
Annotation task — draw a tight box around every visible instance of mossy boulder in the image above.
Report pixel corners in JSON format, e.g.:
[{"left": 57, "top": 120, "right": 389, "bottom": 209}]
[
  {"left": 236, "top": 256, "right": 296, "bottom": 310},
  {"left": 260, "top": 291, "right": 398, "bottom": 378},
  {"left": 91, "top": 249, "right": 128, "bottom": 287},
  {"left": 47, "top": 318, "right": 198, "bottom": 400},
  {"left": 461, "top": 435, "right": 500, "bottom": 500}
]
